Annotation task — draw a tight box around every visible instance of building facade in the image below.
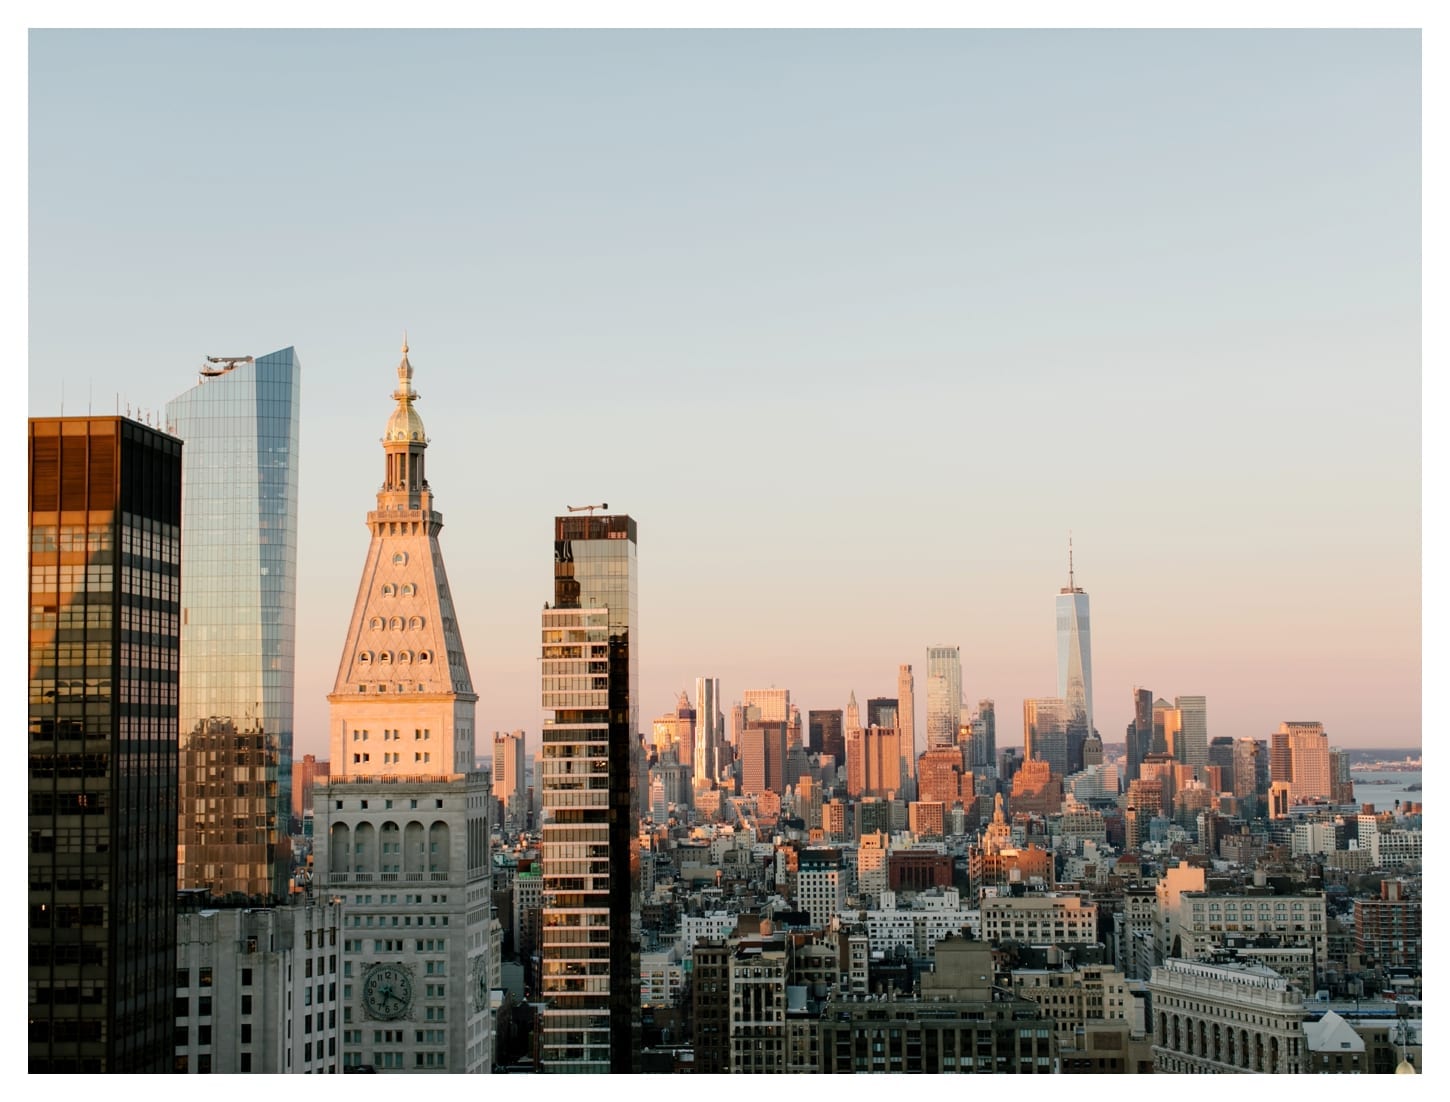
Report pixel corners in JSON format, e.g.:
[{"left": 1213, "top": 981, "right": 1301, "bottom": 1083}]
[
  {"left": 174, "top": 898, "right": 343, "bottom": 1073},
  {"left": 313, "top": 342, "right": 491, "bottom": 1074},
  {"left": 167, "top": 348, "right": 301, "bottom": 898},
  {"left": 1148, "top": 959, "right": 1306, "bottom": 1073},
  {"left": 540, "top": 512, "right": 640, "bottom": 1073},
  {"left": 28, "top": 416, "right": 182, "bottom": 1072}
]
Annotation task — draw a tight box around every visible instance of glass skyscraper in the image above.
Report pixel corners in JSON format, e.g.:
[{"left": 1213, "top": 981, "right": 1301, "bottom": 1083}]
[
  {"left": 29, "top": 416, "right": 182, "bottom": 1072},
  {"left": 925, "top": 645, "right": 962, "bottom": 749},
  {"left": 166, "top": 348, "right": 300, "bottom": 900},
  {"left": 540, "top": 513, "right": 639, "bottom": 1073},
  {"left": 1056, "top": 544, "right": 1094, "bottom": 738}
]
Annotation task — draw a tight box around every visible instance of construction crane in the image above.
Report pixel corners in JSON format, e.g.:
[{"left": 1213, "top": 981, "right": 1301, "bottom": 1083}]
[{"left": 566, "top": 502, "right": 608, "bottom": 515}]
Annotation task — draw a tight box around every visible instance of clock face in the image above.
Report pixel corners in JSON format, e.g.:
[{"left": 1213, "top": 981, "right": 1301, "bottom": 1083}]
[
  {"left": 472, "top": 956, "right": 487, "bottom": 1013},
  {"left": 363, "top": 964, "right": 413, "bottom": 1020}
]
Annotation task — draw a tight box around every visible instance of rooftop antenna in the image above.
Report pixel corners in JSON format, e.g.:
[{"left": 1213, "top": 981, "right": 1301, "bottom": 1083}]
[{"left": 1069, "top": 532, "right": 1075, "bottom": 590}]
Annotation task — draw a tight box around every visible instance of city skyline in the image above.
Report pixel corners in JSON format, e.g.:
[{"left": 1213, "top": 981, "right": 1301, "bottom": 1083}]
[{"left": 26, "top": 30, "right": 1422, "bottom": 754}]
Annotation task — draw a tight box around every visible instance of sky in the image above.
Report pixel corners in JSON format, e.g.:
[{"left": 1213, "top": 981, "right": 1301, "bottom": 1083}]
[{"left": 25, "top": 27, "right": 1424, "bottom": 759}]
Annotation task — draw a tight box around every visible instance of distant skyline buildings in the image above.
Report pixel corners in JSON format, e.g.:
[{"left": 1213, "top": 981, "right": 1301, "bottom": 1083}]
[{"left": 26, "top": 32, "right": 1421, "bottom": 755}]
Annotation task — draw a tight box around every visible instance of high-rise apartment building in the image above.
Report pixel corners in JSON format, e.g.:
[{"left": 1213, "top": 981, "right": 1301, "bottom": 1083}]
[
  {"left": 540, "top": 511, "right": 639, "bottom": 1073},
  {"left": 1056, "top": 543, "right": 1094, "bottom": 735},
  {"left": 1233, "top": 738, "right": 1267, "bottom": 800},
  {"left": 925, "top": 646, "right": 962, "bottom": 749},
  {"left": 1153, "top": 698, "right": 1181, "bottom": 759},
  {"left": 312, "top": 343, "right": 491, "bottom": 1073},
  {"left": 167, "top": 349, "right": 301, "bottom": 898},
  {"left": 694, "top": 676, "right": 720, "bottom": 784},
  {"left": 29, "top": 416, "right": 183, "bottom": 1072},
  {"left": 898, "top": 664, "right": 917, "bottom": 797}
]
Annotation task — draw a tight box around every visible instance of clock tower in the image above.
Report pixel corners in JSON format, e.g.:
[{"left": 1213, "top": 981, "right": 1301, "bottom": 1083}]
[{"left": 313, "top": 342, "right": 492, "bottom": 1073}]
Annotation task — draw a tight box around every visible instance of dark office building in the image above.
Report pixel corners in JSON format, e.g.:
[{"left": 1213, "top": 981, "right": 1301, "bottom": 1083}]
[
  {"left": 28, "top": 417, "right": 182, "bottom": 1072},
  {"left": 808, "top": 708, "right": 844, "bottom": 763},
  {"left": 1126, "top": 687, "right": 1153, "bottom": 783}
]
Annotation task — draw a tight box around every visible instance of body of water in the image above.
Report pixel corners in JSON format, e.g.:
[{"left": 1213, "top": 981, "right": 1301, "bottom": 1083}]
[{"left": 1349, "top": 769, "right": 1423, "bottom": 812}]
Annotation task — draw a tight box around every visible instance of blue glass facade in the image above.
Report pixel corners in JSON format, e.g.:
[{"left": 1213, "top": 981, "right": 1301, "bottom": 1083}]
[{"left": 166, "top": 348, "right": 300, "bottom": 899}]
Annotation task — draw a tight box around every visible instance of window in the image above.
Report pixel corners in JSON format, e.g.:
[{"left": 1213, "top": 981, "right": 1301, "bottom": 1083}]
[{"left": 241, "top": 994, "right": 252, "bottom": 1015}]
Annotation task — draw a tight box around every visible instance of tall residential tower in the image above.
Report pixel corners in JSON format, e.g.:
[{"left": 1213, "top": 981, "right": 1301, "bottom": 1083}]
[{"left": 540, "top": 512, "right": 639, "bottom": 1073}]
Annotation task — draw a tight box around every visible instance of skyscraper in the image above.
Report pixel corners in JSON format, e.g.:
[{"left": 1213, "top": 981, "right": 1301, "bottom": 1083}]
[
  {"left": 494, "top": 729, "right": 527, "bottom": 832},
  {"left": 925, "top": 646, "right": 962, "bottom": 749},
  {"left": 1126, "top": 687, "right": 1153, "bottom": 782},
  {"left": 866, "top": 697, "right": 898, "bottom": 730},
  {"left": 313, "top": 342, "right": 491, "bottom": 1073},
  {"left": 744, "top": 687, "right": 790, "bottom": 723},
  {"left": 809, "top": 708, "right": 844, "bottom": 767},
  {"left": 1175, "top": 695, "right": 1209, "bottom": 767},
  {"left": 846, "top": 689, "right": 861, "bottom": 734},
  {"left": 1283, "top": 721, "right": 1331, "bottom": 803},
  {"left": 1023, "top": 697, "right": 1070, "bottom": 777},
  {"left": 1055, "top": 542, "right": 1094, "bottom": 736},
  {"left": 970, "top": 698, "right": 997, "bottom": 770},
  {"left": 540, "top": 511, "right": 639, "bottom": 1073},
  {"left": 694, "top": 676, "right": 720, "bottom": 784},
  {"left": 898, "top": 664, "right": 917, "bottom": 798},
  {"left": 167, "top": 348, "right": 300, "bottom": 899},
  {"left": 29, "top": 416, "right": 182, "bottom": 1072}
]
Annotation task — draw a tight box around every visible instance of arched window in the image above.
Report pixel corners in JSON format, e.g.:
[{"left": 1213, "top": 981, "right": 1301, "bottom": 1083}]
[
  {"left": 418, "top": 650, "right": 431, "bottom": 663},
  {"left": 358, "top": 651, "right": 372, "bottom": 665},
  {"left": 390, "top": 616, "right": 404, "bottom": 631},
  {"left": 392, "top": 551, "right": 408, "bottom": 566},
  {"left": 397, "top": 651, "right": 412, "bottom": 665},
  {"left": 381, "top": 583, "right": 396, "bottom": 597},
  {"left": 400, "top": 583, "right": 415, "bottom": 597},
  {"left": 369, "top": 616, "right": 383, "bottom": 630},
  {"left": 409, "top": 616, "right": 424, "bottom": 630},
  {"left": 378, "top": 652, "right": 392, "bottom": 665}
]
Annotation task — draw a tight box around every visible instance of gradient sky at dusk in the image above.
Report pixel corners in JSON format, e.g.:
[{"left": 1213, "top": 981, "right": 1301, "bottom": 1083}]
[{"left": 27, "top": 29, "right": 1422, "bottom": 757}]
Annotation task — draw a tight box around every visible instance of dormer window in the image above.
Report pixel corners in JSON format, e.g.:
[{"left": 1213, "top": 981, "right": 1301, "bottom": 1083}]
[
  {"left": 393, "top": 552, "right": 408, "bottom": 566},
  {"left": 369, "top": 617, "right": 383, "bottom": 630},
  {"left": 400, "top": 583, "right": 415, "bottom": 597},
  {"left": 358, "top": 652, "right": 372, "bottom": 665},
  {"left": 409, "top": 616, "right": 424, "bottom": 630},
  {"left": 381, "top": 583, "right": 396, "bottom": 597},
  {"left": 390, "top": 616, "right": 404, "bottom": 631}
]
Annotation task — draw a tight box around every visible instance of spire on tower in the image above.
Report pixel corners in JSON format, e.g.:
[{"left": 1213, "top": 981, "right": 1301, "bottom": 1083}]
[{"left": 1069, "top": 532, "right": 1074, "bottom": 590}]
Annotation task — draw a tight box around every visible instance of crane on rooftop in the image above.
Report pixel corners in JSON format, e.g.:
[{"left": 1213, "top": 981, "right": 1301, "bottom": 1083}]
[{"left": 566, "top": 502, "right": 608, "bottom": 515}]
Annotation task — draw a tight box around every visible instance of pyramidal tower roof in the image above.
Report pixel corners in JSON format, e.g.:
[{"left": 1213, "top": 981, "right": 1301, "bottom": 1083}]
[{"left": 327, "top": 341, "right": 478, "bottom": 778}]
